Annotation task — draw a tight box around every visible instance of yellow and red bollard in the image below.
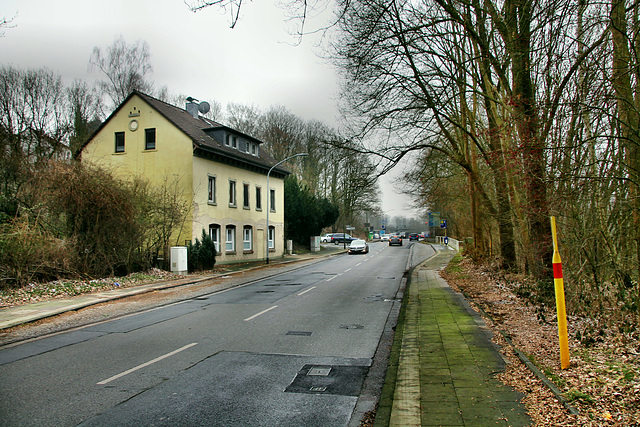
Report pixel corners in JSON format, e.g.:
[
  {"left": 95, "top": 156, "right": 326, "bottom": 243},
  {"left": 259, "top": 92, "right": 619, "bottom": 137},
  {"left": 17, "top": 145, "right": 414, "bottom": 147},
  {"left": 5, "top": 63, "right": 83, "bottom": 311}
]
[{"left": 551, "top": 216, "right": 570, "bottom": 369}]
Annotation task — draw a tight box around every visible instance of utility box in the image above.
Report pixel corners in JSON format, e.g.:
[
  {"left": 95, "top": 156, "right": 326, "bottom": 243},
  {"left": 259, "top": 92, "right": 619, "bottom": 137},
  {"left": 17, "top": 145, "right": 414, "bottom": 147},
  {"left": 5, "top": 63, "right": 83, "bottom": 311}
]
[
  {"left": 170, "top": 246, "right": 188, "bottom": 275},
  {"left": 287, "top": 240, "right": 293, "bottom": 254},
  {"left": 310, "top": 236, "right": 320, "bottom": 252}
]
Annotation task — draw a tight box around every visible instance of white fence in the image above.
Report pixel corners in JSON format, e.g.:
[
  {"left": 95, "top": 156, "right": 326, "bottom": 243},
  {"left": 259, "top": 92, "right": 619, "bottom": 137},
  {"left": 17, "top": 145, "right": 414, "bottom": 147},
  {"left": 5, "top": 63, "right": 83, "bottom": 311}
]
[{"left": 436, "top": 236, "right": 461, "bottom": 251}]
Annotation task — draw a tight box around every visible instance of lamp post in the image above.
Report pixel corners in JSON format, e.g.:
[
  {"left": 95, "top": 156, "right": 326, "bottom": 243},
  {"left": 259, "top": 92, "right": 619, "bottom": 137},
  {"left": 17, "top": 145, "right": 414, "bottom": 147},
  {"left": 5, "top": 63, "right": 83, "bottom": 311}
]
[{"left": 266, "top": 152, "right": 308, "bottom": 264}]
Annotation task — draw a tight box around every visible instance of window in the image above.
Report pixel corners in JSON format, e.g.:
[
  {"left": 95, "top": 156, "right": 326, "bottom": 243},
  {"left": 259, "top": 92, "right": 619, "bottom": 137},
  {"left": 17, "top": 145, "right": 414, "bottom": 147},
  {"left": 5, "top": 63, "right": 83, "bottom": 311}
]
[
  {"left": 232, "top": 136, "right": 237, "bottom": 149},
  {"left": 270, "top": 189, "right": 276, "bottom": 212},
  {"left": 145, "top": 128, "right": 156, "bottom": 150},
  {"left": 251, "top": 143, "right": 257, "bottom": 156},
  {"left": 209, "top": 224, "right": 220, "bottom": 253},
  {"left": 268, "top": 226, "right": 275, "bottom": 249},
  {"left": 229, "top": 180, "right": 236, "bottom": 207},
  {"left": 208, "top": 176, "right": 216, "bottom": 204},
  {"left": 225, "top": 134, "right": 231, "bottom": 146},
  {"left": 243, "top": 183, "right": 250, "bottom": 209},
  {"left": 255, "top": 186, "right": 262, "bottom": 210},
  {"left": 115, "top": 132, "right": 125, "bottom": 153},
  {"left": 243, "top": 226, "right": 252, "bottom": 251},
  {"left": 225, "top": 225, "right": 236, "bottom": 252}
]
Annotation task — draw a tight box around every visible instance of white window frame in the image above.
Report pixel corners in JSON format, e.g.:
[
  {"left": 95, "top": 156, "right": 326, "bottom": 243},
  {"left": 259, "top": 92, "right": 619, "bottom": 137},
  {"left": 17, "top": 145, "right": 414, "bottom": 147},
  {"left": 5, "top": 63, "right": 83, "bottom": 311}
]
[
  {"left": 268, "top": 226, "right": 275, "bottom": 249},
  {"left": 225, "top": 226, "right": 235, "bottom": 252},
  {"left": 209, "top": 224, "right": 220, "bottom": 253},
  {"left": 243, "top": 226, "right": 252, "bottom": 251}
]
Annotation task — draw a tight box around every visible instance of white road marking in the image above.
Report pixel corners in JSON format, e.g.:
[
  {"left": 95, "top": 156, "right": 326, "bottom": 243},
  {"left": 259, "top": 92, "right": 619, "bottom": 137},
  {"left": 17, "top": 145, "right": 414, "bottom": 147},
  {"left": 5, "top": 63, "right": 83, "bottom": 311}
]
[
  {"left": 345, "top": 268, "right": 352, "bottom": 272},
  {"left": 356, "top": 262, "right": 362, "bottom": 267},
  {"left": 244, "top": 305, "right": 278, "bottom": 321},
  {"left": 97, "top": 343, "right": 198, "bottom": 385},
  {"left": 326, "top": 275, "right": 339, "bottom": 282},
  {"left": 297, "top": 286, "right": 316, "bottom": 296}
]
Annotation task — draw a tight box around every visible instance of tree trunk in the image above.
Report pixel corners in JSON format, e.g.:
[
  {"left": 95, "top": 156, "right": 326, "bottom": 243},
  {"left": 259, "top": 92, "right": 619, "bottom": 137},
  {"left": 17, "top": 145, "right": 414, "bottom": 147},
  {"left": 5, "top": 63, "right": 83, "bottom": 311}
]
[{"left": 504, "top": 0, "right": 552, "bottom": 278}]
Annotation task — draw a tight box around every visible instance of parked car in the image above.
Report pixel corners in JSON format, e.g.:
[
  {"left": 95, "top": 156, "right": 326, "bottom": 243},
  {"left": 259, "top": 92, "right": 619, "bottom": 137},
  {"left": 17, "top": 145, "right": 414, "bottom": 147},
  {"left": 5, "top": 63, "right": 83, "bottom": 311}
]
[
  {"left": 348, "top": 239, "right": 369, "bottom": 254},
  {"left": 409, "top": 233, "right": 419, "bottom": 241},
  {"left": 320, "top": 233, "right": 334, "bottom": 243},
  {"left": 389, "top": 234, "right": 402, "bottom": 246},
  {"left": 332, "top": 233, "right": 357, "bottom": 244}
]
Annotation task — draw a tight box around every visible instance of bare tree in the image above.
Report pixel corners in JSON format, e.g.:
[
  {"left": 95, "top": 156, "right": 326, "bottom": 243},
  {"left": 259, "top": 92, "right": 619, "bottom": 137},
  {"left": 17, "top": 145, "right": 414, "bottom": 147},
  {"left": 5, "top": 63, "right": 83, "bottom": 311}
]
[
  {"left": 89, "top": 35, "right": 154, "bottom": 108},
  {"left": 0, "top": 66, "right": 70, "bottom": 219}
]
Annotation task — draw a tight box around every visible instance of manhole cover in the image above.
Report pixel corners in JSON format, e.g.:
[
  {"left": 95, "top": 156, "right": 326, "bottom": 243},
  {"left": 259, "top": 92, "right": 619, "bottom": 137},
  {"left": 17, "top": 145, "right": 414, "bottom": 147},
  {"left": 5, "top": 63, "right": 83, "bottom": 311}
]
[{"left": 285, "top": 365, "right": 369, "bottom": 396}]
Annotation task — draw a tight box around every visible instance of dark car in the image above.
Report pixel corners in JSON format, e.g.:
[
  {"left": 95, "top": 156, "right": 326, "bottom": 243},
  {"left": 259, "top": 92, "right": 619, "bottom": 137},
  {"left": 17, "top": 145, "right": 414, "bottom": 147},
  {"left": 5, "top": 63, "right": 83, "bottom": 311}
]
[
  {"left": 409, "top": 233, "right": 419, "bottom": 241},
  {"left": 332, "top": 233, "right": 357, "bottom": 244},
  {"left": 389, "top": 234, "right": 402, "bottom": 246}
]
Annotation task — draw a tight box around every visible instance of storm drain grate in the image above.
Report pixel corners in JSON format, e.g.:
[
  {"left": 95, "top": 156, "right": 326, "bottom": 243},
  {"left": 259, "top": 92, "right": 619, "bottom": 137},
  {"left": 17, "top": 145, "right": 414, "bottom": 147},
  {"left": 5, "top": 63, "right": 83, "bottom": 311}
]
[
  {"left": 286, "top": 331, "right": 313, "bottom": 336},
  {"left": 285, "top": 365, "right": 369, "bottom": 396}
]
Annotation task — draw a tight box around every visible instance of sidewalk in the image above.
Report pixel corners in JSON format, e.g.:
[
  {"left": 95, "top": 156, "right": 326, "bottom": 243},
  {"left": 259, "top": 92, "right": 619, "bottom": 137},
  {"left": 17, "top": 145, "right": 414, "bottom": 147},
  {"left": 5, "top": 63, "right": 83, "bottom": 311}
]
[{"left": 378, "top": 249, "right": 531, "bottom": 426}]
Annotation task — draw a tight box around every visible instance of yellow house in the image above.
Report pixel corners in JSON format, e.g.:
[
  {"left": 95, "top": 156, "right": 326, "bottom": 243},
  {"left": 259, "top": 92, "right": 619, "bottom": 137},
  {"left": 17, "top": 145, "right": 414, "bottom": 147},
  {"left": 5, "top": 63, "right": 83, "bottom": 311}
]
[{"left": 80, "top": 91, "right": 290, "bottom": 265}]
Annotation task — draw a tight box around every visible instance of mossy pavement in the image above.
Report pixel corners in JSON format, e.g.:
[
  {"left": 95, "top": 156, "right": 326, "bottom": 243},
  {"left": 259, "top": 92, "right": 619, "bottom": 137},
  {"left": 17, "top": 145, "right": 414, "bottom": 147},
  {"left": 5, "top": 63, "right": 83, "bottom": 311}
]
[{"left": 376, "top": 248, "right": 531, "bottom": 427}]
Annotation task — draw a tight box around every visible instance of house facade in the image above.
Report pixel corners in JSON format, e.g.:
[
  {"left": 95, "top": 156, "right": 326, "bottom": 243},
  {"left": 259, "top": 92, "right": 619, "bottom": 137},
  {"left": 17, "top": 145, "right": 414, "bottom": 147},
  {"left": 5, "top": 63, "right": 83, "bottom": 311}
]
[{"left": 80, "top": 91, "right": 289, "bottom": 265}]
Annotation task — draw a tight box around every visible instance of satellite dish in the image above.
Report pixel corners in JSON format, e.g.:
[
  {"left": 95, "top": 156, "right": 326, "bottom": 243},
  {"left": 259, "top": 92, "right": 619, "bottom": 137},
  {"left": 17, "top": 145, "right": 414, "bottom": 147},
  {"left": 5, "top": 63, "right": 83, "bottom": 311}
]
[{"left": 198, "top": 101, "right": 210, "bottom": 114}]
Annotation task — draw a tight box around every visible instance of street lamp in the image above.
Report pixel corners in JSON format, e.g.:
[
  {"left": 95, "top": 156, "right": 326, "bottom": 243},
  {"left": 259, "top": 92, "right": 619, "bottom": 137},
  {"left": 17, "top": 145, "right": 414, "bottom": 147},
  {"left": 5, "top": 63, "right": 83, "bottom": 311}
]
[{"left": 266, "top": 153, "right": 308, "bottom": 264}]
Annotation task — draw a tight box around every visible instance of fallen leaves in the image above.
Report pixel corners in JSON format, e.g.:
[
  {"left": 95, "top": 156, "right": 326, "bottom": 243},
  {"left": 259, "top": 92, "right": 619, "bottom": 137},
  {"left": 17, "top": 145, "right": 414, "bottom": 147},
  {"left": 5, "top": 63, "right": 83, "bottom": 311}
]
[{"left": 441, "top": 256, "right": 640, "bottom": 426}]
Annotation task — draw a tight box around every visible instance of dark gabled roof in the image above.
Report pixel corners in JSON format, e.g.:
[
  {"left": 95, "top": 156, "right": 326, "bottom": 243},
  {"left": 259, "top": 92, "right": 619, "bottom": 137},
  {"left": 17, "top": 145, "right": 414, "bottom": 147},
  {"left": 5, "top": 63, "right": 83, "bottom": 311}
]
[{"left": 79, "top": 91, "right": 290, "bottom": 177}]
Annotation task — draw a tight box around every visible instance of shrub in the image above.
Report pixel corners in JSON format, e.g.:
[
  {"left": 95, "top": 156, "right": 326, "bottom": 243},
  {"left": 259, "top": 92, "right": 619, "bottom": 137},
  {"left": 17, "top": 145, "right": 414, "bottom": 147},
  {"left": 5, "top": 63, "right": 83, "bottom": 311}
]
[
  {"left": 0, "top": 216, "right": 77, "bottom": 288},
  {"left": 187, "top": 230, "right": 216, "bottom": 272}
]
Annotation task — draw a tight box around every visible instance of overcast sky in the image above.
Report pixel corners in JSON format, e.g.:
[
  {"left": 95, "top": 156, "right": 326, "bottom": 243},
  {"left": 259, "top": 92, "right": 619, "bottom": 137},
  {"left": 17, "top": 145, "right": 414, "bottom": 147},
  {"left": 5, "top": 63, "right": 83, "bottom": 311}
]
[{"left": 1, "top": 0, "right": 420, "bottom": 220}]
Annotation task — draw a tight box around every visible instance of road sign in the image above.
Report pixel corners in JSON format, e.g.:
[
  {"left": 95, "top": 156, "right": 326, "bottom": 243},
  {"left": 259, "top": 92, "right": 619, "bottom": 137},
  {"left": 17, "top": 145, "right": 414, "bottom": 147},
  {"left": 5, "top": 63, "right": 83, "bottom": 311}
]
[
  {"left": 346, "top": 227, "right": 355, "bottom": 230},
  {"left": 429, "top": 212, "right": 440, "bottom": 227},
  {"left": 440, "top": 220, "right": 447, "bottom": 229}
]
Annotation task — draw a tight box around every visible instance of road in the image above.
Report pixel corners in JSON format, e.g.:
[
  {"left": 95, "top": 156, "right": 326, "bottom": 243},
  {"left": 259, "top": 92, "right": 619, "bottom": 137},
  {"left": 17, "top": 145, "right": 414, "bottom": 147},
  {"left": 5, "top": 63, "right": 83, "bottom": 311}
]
[{"left": 0, "top": 241, "right": 435, "bottom": 426}]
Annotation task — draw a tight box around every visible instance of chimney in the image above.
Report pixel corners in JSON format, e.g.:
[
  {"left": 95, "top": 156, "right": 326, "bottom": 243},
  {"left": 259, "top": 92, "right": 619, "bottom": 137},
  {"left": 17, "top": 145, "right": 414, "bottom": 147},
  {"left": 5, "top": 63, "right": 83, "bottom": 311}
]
[{"left": 186, "top": 101, "right": 199, "bottom": 118}]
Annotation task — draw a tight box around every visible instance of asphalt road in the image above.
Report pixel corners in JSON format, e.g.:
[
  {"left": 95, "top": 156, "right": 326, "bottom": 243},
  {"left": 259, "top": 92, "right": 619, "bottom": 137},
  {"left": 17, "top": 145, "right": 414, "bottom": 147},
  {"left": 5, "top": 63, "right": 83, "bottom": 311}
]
[{"left": 0, "top": 241, "right": 434, "bottom": 426}]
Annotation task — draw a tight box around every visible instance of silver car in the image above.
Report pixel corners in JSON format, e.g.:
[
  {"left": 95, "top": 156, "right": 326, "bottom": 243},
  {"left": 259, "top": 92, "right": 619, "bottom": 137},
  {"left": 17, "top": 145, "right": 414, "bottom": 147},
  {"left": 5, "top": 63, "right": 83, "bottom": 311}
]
[{"left": 348, "top": 239, "right": 369, "bottom": 254}]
